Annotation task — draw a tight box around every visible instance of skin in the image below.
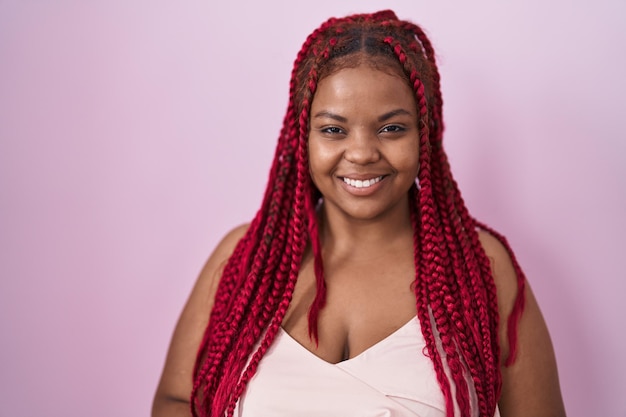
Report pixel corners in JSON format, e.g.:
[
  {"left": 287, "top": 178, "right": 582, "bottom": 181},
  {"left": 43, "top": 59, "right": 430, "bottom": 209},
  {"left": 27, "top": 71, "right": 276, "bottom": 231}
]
[{"left": 152, "top": 64, "right": 566, "bottom": 417}]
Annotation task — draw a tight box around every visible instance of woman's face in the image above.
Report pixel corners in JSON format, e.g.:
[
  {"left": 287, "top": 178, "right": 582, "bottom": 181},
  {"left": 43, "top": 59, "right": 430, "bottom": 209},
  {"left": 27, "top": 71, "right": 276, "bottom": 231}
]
[{"left": 308, "top": 63, "right": 420, "bottom": 222}]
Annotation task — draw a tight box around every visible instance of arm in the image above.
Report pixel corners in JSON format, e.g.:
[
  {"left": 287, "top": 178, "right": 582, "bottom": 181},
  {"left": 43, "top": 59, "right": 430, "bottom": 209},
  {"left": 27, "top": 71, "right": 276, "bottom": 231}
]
[
  {"left": 478, "top": 231, "right": 566, "bottom": 417},
  {"left": 152, "top": 224, "right": 250, "bottom": 417}
]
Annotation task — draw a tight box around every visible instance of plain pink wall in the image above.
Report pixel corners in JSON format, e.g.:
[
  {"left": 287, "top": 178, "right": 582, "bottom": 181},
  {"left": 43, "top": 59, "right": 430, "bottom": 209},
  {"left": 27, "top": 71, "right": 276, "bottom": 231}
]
[{"left": 1, "top": 1, "right": 624, "bottom": 416}]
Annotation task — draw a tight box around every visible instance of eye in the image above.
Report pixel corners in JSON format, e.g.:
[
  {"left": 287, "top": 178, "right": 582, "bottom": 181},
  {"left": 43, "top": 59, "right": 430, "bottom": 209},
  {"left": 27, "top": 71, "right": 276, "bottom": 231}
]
[
  {"left": 380, "top": 124, "right": 406, "bottom": 134},
  {"left": 320, "top": 126, "right": 345, "bottom": 135}
]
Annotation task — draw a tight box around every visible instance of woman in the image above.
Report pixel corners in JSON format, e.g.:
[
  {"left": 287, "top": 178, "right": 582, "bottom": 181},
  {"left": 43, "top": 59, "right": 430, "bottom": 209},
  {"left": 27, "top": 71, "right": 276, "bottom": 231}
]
[{"left": 153, "top": 10, "right": 565, "bottom": 417}]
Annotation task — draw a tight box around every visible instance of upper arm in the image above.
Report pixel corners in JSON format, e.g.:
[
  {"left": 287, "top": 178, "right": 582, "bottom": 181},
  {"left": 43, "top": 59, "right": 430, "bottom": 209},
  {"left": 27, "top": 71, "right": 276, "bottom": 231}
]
[
  {"left": 477, "top": 230, "right": 566, "bottom": 417},
  {"left": 152, "top": 223, "right": 250, "bottom": 417}
]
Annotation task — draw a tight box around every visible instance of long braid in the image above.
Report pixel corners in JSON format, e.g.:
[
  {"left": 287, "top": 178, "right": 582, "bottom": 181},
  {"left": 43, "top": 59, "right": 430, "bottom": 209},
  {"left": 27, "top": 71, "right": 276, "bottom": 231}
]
[
  {"left": 432, "top": 141, "right": 501, "bottom": 414},
  {"left": 191, "top": 122, "right": 298, "bottom": 411},
  {"left": 227, "top": 60, "right": 319, "bottom": 414},
  {"left": 192, "top": 10, "right": 526, "bottom": 417},
  {"left": 473, "top": 220, "right": 527, "bottom": 366},
  {"left": 191, "top": 18, "right": 339, "bottom": 417},
  {"left": 411, "top": 115, "right": 457, "bottom": 415},
  {"left": 390, "top": 17, "right": 512, "bottom": 416},
  {"left": 412, "top": 17, "right": 502, "bottom": 411},
  {"left": 384, "top": 34, "right": 467, "bottom": 415},
  {"left": 397, "top": 24, "right": 497, "bottom": 397}
]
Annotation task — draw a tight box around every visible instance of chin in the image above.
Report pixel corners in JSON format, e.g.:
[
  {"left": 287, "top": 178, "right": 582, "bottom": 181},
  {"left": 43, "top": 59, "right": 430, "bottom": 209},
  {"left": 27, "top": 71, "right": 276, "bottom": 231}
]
[{"left": 339, "top": 205, "right": 402, "bottom": 222}]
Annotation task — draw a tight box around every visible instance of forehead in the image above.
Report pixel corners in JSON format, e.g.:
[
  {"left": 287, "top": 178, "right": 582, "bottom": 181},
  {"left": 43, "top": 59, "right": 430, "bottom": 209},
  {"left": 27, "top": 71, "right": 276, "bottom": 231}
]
[{"left": 311, "top": 64, "right": 416, "bottom": 112}]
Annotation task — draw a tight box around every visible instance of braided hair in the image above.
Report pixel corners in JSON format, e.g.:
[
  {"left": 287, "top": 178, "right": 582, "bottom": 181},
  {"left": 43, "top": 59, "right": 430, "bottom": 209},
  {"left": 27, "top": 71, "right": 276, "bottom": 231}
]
[{"left": 191, "top": 10, "right": 526, "bottom": 417}]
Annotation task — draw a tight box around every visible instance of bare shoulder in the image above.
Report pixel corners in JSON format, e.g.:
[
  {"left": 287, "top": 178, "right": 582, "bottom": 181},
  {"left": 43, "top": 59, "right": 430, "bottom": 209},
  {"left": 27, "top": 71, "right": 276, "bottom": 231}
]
[
  {"left": 477, "top": 229, "right": 566, "bottom": 417},
  {"left": 186, "top": 223, "right": 250, "bottom": 309},
  {"left": 476, "top": 229, "right": 519, "bottom": 328},
  {"left": 152, "top": 223, "right": 250, "bottom": 417},
  {"left": 208, "top": 223, "right": 251, "bottom": 264}
]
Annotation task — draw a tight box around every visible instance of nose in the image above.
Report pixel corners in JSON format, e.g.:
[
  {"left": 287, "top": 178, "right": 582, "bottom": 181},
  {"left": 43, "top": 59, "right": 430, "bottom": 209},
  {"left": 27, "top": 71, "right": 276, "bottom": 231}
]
[{"left": 343, "top": 130, "right": 381, "bottom": 165}]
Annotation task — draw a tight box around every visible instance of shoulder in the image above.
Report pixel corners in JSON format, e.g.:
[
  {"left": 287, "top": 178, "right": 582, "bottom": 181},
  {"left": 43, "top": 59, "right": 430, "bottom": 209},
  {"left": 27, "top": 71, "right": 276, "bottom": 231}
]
[
  {"left": 477, "top": 229, "right": 567, "bottom": 416},
  {"left": 214, "top": 223, "right": 251, "bottom": 257},
  {"left": 196, "top": 223, "right": 251, "bottom": 295},
  {"left": 476, "top": 229, "right": 520, "bottom": 360},
  {"left": 476, "top": 229, "right": 519, "bottom": 310},
  {"left": 178, "top": 221, "right": 251, "bottom": 329},
  {"left": 152, "top": 223, "right": 250, "bottom": 414},
  {"left": 206, "top": 223, "right": 250, "bottom": 270}
]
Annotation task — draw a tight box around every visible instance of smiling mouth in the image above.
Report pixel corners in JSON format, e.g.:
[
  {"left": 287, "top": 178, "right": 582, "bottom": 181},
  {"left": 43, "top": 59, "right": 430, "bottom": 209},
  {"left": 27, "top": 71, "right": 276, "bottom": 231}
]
[{"left": 342, "top": 176, "right": 384, "bottom": 189}]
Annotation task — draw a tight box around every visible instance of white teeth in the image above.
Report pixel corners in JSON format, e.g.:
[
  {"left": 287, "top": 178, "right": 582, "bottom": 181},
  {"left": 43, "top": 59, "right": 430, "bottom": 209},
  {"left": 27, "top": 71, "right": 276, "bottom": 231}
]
[{"left": 343, "top": 176, "right": 383, "bottom": 188}]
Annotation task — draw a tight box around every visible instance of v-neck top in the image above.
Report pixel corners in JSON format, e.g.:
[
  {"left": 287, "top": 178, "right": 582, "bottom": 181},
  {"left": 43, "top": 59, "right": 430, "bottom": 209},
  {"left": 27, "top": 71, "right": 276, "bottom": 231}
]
[{"left": 234, "top": 317, "right": 500, "bottom": 417}]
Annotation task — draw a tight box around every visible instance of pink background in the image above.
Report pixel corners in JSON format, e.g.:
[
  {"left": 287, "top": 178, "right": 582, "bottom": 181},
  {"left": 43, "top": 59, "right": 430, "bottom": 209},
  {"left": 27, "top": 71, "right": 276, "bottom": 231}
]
[{"left": 1, "top": 1, "right": 624, "bottom": 416}]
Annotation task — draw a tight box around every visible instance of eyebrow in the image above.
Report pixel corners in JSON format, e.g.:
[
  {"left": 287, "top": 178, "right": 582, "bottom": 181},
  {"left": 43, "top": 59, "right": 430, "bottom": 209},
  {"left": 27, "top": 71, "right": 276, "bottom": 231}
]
[
  {"left": 312, "top": 109, "right": 413, "bottom": 123},
  {"left": 378, "top": 109, "right": 413, "bottom": 122},
  {"left": 312, "top": 111, "right": 347, "bottom": 123}
]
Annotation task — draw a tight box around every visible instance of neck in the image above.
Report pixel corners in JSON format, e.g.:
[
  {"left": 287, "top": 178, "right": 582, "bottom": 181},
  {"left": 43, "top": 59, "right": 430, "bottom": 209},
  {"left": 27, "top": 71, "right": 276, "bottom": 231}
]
[{"left": 318, "top": 199, "right": 414, "bottom": 261}]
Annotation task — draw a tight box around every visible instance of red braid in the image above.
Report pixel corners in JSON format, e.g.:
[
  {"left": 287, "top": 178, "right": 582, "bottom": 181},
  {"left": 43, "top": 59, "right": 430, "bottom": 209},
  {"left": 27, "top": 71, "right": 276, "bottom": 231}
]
[{"left": 191, "top": 10, "right": 526, "bottom": 417}]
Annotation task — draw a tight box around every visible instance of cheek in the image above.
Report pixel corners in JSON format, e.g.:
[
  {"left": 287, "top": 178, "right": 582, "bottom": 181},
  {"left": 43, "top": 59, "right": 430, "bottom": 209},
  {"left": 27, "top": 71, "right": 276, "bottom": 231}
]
[
  {"left": 307, "top": 142, "right": 324, "bottom": 186},
  {"left": 308, "top": 141, "right": 336, "bottom": 175},
  {"left": 390, "top": 142, "right": 420, "bottom": 171}
]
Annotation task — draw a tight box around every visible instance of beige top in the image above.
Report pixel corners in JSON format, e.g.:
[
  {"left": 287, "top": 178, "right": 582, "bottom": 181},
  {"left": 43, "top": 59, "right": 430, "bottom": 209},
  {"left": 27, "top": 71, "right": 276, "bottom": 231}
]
[{"left": 234, "top": 316, "right": 500, "bottom": 417}]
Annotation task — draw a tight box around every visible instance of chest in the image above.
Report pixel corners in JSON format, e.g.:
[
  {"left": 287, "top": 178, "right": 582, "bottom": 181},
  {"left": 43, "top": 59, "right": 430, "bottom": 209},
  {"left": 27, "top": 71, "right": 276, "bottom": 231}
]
[{"left": 282, "top": 252, "right": 417, "bottom": 363}]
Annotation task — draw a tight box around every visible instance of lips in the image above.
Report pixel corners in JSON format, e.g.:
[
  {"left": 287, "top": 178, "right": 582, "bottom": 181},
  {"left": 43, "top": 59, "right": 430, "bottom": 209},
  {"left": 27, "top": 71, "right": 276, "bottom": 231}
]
[{"left": 341, "top": 175, "right": 384, "bottom": 189}]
